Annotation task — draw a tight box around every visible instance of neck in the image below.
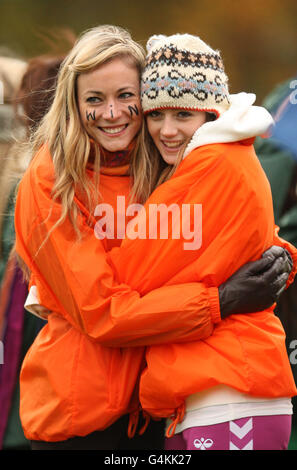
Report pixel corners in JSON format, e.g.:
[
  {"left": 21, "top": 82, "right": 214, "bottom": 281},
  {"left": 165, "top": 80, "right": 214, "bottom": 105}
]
[
  {"left": 89, "top": 139, "right": 136, "bottom": 176},
  {"left": 100, "top": 145, "right": 132, "bottom": 168}
]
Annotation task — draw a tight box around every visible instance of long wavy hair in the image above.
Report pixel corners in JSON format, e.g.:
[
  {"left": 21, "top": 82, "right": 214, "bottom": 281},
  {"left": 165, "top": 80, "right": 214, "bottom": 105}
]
[{"left": 26, "top": 25, "right": 161, "bottom": 239}]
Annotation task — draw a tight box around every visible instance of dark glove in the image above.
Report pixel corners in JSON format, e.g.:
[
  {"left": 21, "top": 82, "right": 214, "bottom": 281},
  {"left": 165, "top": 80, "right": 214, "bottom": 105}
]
[{"left": 219, "top": 246, "right": 293, "bottom": 319}]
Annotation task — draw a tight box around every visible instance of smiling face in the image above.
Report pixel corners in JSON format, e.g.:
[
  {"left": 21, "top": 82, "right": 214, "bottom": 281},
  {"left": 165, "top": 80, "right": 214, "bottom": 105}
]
[
  {"left": 146, "top": 109, "right": 207, "bottom": 165},
  {"left": 77, "top": 57, "right": 142, "bottom": 152}
]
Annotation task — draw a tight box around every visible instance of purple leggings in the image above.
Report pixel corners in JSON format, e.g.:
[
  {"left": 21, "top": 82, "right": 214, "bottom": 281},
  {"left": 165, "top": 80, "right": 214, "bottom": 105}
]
[{"left": 165, "top": 415, "right": 292, "bottom": 450}]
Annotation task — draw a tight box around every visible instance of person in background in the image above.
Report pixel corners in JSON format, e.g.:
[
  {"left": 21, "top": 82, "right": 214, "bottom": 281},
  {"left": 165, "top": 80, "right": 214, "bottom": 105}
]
[
  {"left": 0, "top": 54, "right": 27, "bottom": 279},
  {"left": 255, "top": 75, "right": 297, "bottom": 449},
  {"left": 0, "top": 53, "right": 66, "bottom": 450}
]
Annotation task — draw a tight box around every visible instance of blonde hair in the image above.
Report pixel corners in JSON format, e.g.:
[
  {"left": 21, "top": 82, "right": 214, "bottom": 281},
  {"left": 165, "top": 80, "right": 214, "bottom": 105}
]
[{"left": 26, "top": 25, "right": 158, "bottom": 240}]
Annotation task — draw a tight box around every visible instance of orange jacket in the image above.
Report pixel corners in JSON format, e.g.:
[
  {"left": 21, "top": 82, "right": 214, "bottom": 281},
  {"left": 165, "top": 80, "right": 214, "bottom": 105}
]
[
  {"left": 15, "top": 144, "right": 220, "bottom": 442},
  {"left": 109, "top": 140, "right": 297, "bottom": 422}
]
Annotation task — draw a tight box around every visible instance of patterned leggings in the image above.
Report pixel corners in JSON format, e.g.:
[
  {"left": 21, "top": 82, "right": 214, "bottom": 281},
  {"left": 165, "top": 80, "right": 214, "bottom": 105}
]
[{"left": 165, "top": 415, "right": 292, "bottom": 450}]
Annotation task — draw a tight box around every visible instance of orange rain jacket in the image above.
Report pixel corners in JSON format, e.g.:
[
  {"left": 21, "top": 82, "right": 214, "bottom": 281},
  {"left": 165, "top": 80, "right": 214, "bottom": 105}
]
[
  {"left": 109, "top": 139, "right": 297, "bottom": 423},
  {"left": 15, "top": 144, "right": 221, "bottom": 442}
]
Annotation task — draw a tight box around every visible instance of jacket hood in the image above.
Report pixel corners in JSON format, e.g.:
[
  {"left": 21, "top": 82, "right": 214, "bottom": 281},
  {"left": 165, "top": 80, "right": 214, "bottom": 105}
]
[{"left": 184, "top": 92, "right": 274, "bottom": 158}]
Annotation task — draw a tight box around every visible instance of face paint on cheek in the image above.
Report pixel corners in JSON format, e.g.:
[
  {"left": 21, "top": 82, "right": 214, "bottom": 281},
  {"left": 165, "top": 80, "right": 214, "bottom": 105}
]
[
  {"left": 86, "top": 109, "right": 96, "bottom": 121},
  {"left": 128, "top": 104, "right": 139, "bottom": 118}
]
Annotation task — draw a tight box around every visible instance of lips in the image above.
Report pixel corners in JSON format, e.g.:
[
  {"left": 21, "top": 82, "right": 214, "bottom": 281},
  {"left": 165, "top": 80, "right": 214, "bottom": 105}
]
[
  {"left": 99, "top": 124, "right": 128, "bottom": 135},
  {"left": 161, "top": 140, "right": 183, "bottom": 150}
]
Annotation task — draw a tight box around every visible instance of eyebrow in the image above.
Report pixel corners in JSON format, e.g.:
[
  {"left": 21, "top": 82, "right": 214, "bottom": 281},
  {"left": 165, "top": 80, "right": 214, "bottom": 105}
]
[{"left": 84, "top": 86, "right": 137, "bottom": 95}]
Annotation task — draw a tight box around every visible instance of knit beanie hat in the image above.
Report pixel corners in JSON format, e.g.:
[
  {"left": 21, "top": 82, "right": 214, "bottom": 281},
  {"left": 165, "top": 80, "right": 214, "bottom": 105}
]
[{"left": 141, "top": 34, "right": 230, "bottom": 117}]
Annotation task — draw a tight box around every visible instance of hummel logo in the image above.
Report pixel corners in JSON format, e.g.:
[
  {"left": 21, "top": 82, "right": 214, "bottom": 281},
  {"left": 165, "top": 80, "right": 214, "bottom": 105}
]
[{"left": 193, "top": 437, "right": 214, "bottom": 450}]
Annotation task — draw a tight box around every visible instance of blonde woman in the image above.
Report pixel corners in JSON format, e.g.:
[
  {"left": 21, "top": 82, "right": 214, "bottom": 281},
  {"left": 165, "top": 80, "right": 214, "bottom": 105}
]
[{"left": 15, "top": 25, "right": 293, "bottom": 450}]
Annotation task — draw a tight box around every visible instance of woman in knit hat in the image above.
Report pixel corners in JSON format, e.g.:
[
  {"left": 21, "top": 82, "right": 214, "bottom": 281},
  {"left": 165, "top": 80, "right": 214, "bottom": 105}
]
[
  {"left": 14, "top": 26, "right": 293, "bottom": 450},
  {"left": 108, "top": 33, "right": 297, "bottom": 450}
]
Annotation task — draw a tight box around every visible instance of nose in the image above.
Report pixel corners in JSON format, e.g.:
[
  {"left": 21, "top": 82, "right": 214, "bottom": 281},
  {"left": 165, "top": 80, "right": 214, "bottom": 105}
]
[
  {"left": 102, "top": 100, "right": 122, "bottom": 121},
  {"left": 160, "top": 115, "right": 178, "bottom": 138}
]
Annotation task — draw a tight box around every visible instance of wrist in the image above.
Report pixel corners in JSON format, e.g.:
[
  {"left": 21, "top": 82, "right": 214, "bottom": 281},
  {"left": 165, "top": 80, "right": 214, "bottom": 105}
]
[
  {"left": 218, "top": 284, "right": 234, "bottom": 319},
  {"left": 208, "top": 286, "right": 221, "bottom": 323}
]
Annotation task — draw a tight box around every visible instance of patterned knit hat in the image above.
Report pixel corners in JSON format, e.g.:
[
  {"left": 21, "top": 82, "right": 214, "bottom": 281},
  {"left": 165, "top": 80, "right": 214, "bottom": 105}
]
[{"left": 141, "top": 34, "right": 230, "bottom": 117}]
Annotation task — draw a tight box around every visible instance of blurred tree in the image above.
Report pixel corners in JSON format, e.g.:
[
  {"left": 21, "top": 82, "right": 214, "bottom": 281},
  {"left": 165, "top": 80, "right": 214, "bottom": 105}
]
[{"left": 1, "top": 0, "right": 297, "bottom": 102}]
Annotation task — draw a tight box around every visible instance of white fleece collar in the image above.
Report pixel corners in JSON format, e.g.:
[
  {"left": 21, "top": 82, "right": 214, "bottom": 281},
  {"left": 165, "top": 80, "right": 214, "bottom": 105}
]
[{"left": 183, "top": 92, "right": 274, "bottom": 158}]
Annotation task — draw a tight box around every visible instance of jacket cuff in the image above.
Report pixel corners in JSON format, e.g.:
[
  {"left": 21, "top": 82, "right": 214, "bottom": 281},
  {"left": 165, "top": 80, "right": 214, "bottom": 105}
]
[{"left": 208, "top": 286, "right": 221, "bottom": 324}]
